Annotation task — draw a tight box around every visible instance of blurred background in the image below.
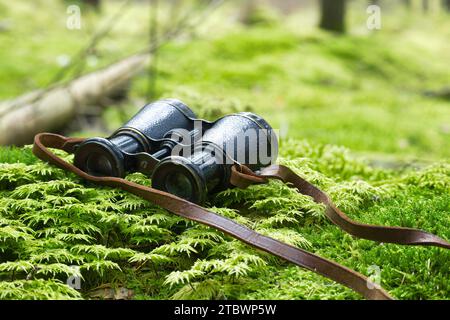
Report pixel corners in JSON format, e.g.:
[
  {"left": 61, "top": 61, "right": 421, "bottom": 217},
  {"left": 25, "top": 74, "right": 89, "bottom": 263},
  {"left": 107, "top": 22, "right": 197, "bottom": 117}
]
[{"left": 0, "top": 0, "right": 449, "bottom": 162}]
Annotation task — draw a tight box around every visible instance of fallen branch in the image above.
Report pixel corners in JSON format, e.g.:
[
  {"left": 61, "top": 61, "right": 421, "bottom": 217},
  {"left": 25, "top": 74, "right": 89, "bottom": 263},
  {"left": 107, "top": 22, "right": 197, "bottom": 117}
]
[
  {"left": 0, "top": 0, "right": 224, "bottom": 146},
  {"left": 0, "top": 53, "right": 149, "bottom": 146}
]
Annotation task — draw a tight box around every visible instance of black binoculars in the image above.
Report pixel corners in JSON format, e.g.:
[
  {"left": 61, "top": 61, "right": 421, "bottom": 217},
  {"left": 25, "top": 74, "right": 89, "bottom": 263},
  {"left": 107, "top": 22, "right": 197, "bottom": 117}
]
[{"left": 74, "top": 99, "right": 278, "bottom": 204}]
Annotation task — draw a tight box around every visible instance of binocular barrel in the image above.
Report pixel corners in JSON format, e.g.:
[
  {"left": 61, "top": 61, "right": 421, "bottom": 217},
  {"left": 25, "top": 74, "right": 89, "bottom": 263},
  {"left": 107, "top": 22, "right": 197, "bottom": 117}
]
[
  {"left": 152, "top": 113, "right": 278, "bottom": 204},
  {"left": 74, "top": 99, "right": 196, "bottom": 177},
  {"left": 73, "top": 98, "right": 278, "bottom": 204}
]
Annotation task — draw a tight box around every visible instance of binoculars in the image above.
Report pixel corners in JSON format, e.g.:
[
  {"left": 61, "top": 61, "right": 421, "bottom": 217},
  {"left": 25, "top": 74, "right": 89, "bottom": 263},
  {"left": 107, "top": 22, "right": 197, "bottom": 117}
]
[{"left": 74, "top": 99, "right": 278, "bottom": 204}]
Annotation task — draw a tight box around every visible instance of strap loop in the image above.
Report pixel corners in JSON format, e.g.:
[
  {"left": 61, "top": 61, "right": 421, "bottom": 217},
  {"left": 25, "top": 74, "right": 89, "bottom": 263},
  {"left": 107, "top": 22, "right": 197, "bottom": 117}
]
[{"left": 230, "top": 164, "right": 450, "bottom": 249}]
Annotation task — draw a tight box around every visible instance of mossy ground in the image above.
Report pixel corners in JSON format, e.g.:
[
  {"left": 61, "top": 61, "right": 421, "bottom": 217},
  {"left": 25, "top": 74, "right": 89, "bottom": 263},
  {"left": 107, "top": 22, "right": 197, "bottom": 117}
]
[
  {"left": 1, "top": 141, "right": 449, "bottom": 300},
  {"left": 0, "top": 1, "right": 449, "bottom": 299}
]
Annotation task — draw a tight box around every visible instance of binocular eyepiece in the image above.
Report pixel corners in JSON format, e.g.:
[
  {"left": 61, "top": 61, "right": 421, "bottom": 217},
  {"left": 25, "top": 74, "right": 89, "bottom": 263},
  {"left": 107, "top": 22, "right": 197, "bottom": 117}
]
[
  {"left": 73, "top": 99, "right": 278, "bottom": 204},
  {"left": 74, "top": 99, "right": 196, "bottom": 177}
]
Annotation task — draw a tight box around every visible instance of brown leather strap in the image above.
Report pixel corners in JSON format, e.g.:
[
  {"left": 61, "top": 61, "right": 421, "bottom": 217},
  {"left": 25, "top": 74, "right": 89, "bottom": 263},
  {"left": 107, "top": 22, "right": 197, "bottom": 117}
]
[
  {"left": 230, "top": 165, "right": 450, "bottom": 249},
  {"left": 32, "top": 132, "right": 394, "bottom": 300}
]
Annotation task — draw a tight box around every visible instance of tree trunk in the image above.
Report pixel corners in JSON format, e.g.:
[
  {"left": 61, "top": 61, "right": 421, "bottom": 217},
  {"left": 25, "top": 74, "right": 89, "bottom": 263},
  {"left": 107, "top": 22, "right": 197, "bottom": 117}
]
[
  {"left": 238, "top": 0, "right": 258, "bottom": 25},
  {"left": 82, "top": 0, "right": 101, "bottom": 8},
  {"left": 319, "top": 0, "right": 346, "bottom": 33},
  {"left": 0, "top": 54, "right": 150, "bottom": 146},
  {"left": 422, "top": 0, "right": 429, "bottom": 12},
  {"left": 403, "top": 0, "right": 411, "bottom": 8},
  {"left": 443, "top": 0, "right": 450, "bottom": 11}
]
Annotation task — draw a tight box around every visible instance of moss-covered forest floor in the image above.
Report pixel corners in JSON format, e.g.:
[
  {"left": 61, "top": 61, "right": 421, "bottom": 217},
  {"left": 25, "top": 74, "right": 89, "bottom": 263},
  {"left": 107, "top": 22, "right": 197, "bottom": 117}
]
[{"left": 0, "top": 1, "right": 448, "bottom": 299}]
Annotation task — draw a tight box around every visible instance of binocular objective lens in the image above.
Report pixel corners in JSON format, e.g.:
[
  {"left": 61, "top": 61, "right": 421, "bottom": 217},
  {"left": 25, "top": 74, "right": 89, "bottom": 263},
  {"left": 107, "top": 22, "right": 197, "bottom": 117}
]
[
  {"left": 164, "top": 171, "right": 193, "bottom": 200},
  {"left": 86, "top": 153, "right": 114, "bottom": 177}
]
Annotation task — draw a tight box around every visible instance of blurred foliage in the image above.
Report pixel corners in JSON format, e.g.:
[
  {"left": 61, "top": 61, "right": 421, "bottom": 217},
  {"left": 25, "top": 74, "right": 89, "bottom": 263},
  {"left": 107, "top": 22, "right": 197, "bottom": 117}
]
[
  {"left": 1, "top": 0, "right": 449, "bottom": 158},
  {"left": 0, "top": 0, "right": 449, "bottom": 300},
  {"left": 142, "top": 25, "right": 450, "bottom": 159}
]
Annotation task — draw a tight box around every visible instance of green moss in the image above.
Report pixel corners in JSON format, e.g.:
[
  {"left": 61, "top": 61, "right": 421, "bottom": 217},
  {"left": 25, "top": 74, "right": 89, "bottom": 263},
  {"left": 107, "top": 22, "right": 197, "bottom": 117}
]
[
  {"left": 0, "top": 140, "right": 448, "bottom": 300},
  {"left": 130, "top": 16, "right": 450, "bottom": 159},
  {"left": 1, "top": 2, "right": 449, "bottom": 300}
]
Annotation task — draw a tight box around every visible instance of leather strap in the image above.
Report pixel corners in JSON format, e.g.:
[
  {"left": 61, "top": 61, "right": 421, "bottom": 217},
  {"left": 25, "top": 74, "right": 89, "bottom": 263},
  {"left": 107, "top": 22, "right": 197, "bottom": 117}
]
[
  {"left": 32, "top": 132, "right": 395, "bottom": 300},
  {"left": 230, "top": 165, "right": 450, "bottom": 249}
]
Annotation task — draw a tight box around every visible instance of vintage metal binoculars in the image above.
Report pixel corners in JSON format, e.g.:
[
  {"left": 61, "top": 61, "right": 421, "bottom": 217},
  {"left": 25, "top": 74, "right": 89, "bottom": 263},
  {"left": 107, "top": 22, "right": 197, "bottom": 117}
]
[{"left": 74, "top": 99, "right": 278, "bottom": 204}]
